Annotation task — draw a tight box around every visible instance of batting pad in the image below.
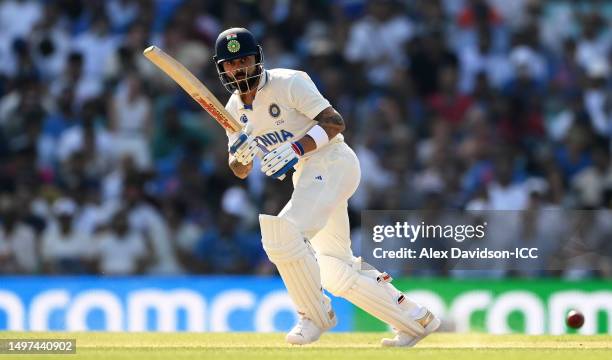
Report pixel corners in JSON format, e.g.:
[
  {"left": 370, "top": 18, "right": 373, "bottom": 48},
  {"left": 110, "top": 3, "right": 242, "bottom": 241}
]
[
  {"left": 259, "top": 215, "right": 335, "bottom": 330},
  {"left": 318, "top": 255, "right": 425, "bottom": 337}
]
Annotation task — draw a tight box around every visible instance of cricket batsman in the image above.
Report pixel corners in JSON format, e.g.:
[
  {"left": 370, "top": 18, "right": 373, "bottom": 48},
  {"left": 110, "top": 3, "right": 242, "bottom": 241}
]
[{"left": 214, "top": 28, "right": 440, "bottom": 346}]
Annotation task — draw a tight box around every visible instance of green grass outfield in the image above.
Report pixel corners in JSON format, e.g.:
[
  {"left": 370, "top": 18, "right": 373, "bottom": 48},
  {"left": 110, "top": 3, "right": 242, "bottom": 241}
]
[{"left": 0, "top": 332, "right": 611, "bottom": 360}]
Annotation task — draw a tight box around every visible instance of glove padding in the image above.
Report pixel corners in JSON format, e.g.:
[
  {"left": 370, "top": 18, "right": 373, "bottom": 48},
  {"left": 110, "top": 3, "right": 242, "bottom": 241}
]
[
  {"left": 230, "top": 131, "right": 259, "bottom": 165},
  {"left": 261, "top": 142, "right": 299, "bottom": 178}
]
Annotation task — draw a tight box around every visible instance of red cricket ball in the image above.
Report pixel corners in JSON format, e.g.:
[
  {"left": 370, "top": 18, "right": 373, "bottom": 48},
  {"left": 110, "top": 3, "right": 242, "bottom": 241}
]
[{"left": 566, "top": 309, "right": 584, "bottom": 329}]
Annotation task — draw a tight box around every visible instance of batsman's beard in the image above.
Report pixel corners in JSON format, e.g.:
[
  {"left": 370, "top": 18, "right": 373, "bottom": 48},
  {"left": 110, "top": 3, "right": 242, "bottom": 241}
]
[
  {"left": 225, "top": 65, "right": 263, "bottom": 94},
  {"left": 237, "top": 76, "right": 258, "bottom": 93}
]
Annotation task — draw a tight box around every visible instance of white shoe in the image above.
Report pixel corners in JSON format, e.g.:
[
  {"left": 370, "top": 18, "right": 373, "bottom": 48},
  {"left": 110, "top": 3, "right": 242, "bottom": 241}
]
[
  {"left": 381, "top": 309, "right": 441, "bottom": 347},
  {"left": 286, "top": 313, "right": 337, "bottom": 345}
]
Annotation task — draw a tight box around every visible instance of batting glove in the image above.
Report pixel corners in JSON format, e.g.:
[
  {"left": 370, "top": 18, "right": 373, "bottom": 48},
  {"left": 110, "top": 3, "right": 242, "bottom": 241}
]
[
  {"left": 261, "top": 142, "right": 303, "bottom": 178},
  {"left": 229, "top": 126, "right": 259, "bottom": 165}
]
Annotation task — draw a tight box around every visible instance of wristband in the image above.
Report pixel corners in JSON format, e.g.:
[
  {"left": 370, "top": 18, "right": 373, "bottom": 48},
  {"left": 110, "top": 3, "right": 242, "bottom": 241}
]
[
  {"left": 291, "top": 141, "right": 305, "bottom": 156},
  {"left": 306, "top": 124, "right": 329, "bottom": 149}
]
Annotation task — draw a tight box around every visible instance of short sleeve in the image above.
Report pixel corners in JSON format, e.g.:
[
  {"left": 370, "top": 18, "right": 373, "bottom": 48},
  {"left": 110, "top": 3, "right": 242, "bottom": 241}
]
[{"left": 288, "top": 72, "right": 330, "bottom": 120}]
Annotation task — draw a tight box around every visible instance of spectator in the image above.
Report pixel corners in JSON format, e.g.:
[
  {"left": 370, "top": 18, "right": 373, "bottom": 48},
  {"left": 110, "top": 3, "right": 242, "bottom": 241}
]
[
  {"left": 72, "top": 14, "right": 118, "bottom": 81},
  {"left": 30, "top": 2, "right": 70, "bottom": 82},
  {"left": 575, "top": 13, "right": 611, "bottom": 72},
  {"left": 105, "top": 0, "right": 140, "bottom": 33},
  {"left": 427, "top": 64, "right": 474, "bottom": 126},
  {"left": 123, "top": 185, "right": 181, "bottom": 274},
  {"left": 572, "top": 146, "right": 612, "bottom": 208},
  {"left": 94, "top": 210, "right": 151, "bottom": 275},
  {"left": 583, "top": 58, "right": 611, "bottom": 138},
  {"left": 56, "top": 99, "right": 114, "bottom": 172},
  {"left": 486, "top": 152, "right": 529, "bottom": 210},
  {"left": 50, "top": 52, "right": 103, "bottom": 107},
  {"left": 0, "top": 196, "right": 38, "bottom": 273},
  {"left": 194, "top": 211, "right": 262, "bottom": 274},
  {"left": 41, "top": 197, "right": 93, "bottom": 274},
  {"left": 108, "top": 74, "right": 153, "bottom": 169},
  {"left": 409, "top": 29, "right": 458, "bottom": 97},
  {"left": 458, "top": 28, "right": 512, "bottom": 93},
  {"left": 161, "top": 200, "right": 203, "bottom": 273},
  {"left": 344, "top": 0, "right": 413, "bottom": 86},
  {"left": 0, "top": 0, "right": 42, "bottom": 44},
  {"left": 554, "top": 125, "right": 594, "bottom": 184}
]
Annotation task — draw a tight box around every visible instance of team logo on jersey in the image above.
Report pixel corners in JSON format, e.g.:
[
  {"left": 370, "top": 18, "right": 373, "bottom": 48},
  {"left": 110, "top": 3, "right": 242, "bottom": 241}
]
[
  {"left": 227, "top": 39, "right": 240, "bottom": 53},
  {"left": 256, "top": 130, "right": 294, "bottom": 147},
  {"left": 269, "top": 103, "right": 281, "bottom": 118},
  {"left": 240, "top": 114, "right": 248, "bottom": 124}
]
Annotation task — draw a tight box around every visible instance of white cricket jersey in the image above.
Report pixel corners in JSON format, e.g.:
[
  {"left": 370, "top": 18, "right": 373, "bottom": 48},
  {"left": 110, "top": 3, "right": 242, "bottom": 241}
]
[{"left": 225, "top": 69, "right": 344, "bottom": 156}]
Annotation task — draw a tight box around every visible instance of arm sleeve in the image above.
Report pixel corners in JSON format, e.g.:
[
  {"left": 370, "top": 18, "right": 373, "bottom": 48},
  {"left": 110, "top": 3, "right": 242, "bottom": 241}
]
[{"left": 287, "top": 72, "right": 331, "bottom": 120}]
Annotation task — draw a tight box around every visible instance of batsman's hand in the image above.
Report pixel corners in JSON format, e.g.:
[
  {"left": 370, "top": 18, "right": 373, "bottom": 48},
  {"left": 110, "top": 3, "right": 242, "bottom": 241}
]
[
  {"left": 261, "top": 142, "right": 300, "bottom": 179},
  {"left": 229, "top": 125, "right": 259, "bottom": 165}
]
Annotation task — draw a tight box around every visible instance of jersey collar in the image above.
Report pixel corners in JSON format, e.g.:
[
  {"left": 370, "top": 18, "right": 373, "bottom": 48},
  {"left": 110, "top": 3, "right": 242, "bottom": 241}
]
[{"left": 257, "top": 69, "right": 269, "bottom": 91}]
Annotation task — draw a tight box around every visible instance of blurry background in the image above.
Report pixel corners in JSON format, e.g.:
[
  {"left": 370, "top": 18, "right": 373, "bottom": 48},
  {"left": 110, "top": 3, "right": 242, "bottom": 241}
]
[{"left": 0, "top": 0, "right": 610, "bottom": 333}]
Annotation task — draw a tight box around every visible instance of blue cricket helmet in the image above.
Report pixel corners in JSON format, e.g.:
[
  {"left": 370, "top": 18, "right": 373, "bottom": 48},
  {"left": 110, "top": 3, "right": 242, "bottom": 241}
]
[{"left": 213, "top": 28, "right": 264, "bottom": 94}]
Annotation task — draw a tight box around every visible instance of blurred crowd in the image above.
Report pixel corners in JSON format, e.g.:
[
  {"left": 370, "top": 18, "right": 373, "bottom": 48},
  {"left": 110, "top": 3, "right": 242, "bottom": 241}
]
[{"left": 0, "top": 0, "right": 610, "bottom": 276}]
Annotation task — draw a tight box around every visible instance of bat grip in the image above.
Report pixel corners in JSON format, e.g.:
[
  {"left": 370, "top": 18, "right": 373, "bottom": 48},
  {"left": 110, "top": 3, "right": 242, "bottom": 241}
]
[{"left": 256, "top": 143, "right": 287, "bottom": 181}]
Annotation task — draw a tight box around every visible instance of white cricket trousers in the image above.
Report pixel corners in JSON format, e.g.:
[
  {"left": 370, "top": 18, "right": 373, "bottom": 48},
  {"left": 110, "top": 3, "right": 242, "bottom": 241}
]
[
  {"left": 278, "top": 139, "right": 360, "bottom": 263},
  {"left": 276, "top": 141, "right": 431, "bottom": 338}
]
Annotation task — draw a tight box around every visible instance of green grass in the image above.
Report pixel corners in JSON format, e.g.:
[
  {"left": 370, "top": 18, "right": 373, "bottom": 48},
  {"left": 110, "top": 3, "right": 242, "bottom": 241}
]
[{"left": 0, "top": 332, "right": 611, "bottom": 360}]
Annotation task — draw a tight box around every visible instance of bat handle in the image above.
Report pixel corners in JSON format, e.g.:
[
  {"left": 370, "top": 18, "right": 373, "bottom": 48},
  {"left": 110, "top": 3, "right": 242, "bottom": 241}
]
[{"left": 256, "top": 143, "right": 287, "bottom": 181}]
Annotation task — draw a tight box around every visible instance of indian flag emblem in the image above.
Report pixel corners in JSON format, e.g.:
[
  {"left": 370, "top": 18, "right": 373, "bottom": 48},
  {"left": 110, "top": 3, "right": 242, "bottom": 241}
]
[
  {"left": 227, "top": 39, "right": 240, "bottom": 53},
  {"left": 226, "top": 33, "right": 238, "bottom": 40}
]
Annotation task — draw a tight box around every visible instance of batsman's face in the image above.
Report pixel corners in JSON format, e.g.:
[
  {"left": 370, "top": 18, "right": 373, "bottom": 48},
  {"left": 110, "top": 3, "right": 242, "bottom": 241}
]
[
  {"left": 222, "top": 55, "right": 256, "bottom": 80},
  {"left": 221, "top": 55, "right": 258, "bottom": 93}
]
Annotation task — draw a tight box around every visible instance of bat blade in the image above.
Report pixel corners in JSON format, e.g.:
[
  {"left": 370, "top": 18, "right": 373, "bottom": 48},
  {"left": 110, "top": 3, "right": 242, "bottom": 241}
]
[{"left": 143, "top": 45, "right": 242, "bottom": 133}]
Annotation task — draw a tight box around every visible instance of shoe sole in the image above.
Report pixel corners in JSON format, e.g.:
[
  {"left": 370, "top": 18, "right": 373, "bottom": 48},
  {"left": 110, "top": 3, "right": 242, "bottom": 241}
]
[
  {"left": 286, "top": 334, "right": 321, "bottom": 345},
  {"left": 406, "top": 315, "right": 441, "bottom": 347}
]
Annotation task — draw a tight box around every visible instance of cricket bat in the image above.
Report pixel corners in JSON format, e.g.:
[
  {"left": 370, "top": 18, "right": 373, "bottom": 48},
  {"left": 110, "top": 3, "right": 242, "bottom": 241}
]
[{"left": 143, "top": 45, "right": 242, "bottom": 133}]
